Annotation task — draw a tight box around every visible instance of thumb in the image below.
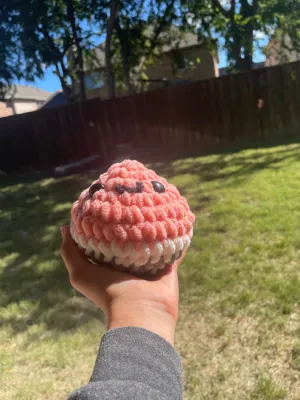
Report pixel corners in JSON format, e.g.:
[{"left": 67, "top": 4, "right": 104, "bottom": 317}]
[{"left": 60, "top": 225, "right": 89, "bottom": 276}]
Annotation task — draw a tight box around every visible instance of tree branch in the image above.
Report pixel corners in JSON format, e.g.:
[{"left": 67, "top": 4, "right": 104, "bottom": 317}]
[
  {"left": 231, "top": 0, "right": 236, "bottom": 17},
  {"left": 147, "top": 0, "right": 176, "bottom": 54},
  {"left": 65, "top": 0, "right": 85, "bottom": 101},
  {"left": 105, "top": 0, "right": 120, "bottom": 98},
  {"left": 137, "top": 0, "right": 146, "bottom": 19},
  {"left": 253, "top": 0, "right": 259, "bottom": 14},
  {"left": 114, "top": 16, "right": 134, "bottom": 93},
  {"left": 240, "top": 0, "right": 252, "bottom": 15},
  {"left": 38, "top": 25, "right": 62, "bottom": 59},
  {"left": 212, "top": 0, "right": 231, "bottom": 18}
]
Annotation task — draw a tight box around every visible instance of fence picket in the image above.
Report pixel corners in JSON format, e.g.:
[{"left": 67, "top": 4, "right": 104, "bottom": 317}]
[{"left": 2, "top": 60, "right": 300, "bottom": 173}]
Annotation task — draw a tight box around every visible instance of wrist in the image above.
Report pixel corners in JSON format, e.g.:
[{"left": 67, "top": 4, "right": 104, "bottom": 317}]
[{"left": 107, "top": 300, "right": 177, "bottom": 345}]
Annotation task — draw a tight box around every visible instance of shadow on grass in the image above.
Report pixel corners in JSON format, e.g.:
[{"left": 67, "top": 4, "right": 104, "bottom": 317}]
[
  {"left": 2, "top": 137, "right": 300, "bottom": 339},
  {"left": 0, "top": 172, "right": 105, "bottom": 339},
  {"left": 152, "top": 141, "right": 300, "bottom": 187}
]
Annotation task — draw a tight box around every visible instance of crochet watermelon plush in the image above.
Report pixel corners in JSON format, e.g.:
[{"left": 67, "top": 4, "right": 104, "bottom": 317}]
[{"left": 70, "top": 160, "right": 195, "bottom": 275}]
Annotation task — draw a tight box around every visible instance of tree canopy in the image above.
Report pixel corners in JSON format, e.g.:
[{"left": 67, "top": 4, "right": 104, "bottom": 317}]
[
  {"left": 184, "top": 0, "right": 300, "bottom": 72},
  {"left": 0, "top": 0, "right": 104, "bottom": 101},
  {"left": 107, "top": 0, "right": 183, "bottom": 95},
  {"left": 1, "top": 0, "right": 299, "bottom": 101},
  {"left": 0, "top": 0, "right": 184, "bottom": 100}
]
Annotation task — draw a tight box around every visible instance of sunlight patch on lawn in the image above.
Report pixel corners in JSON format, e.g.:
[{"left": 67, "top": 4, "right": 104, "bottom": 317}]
[{"left": 2, "top": 142, "right": 300, "bottom": 398}]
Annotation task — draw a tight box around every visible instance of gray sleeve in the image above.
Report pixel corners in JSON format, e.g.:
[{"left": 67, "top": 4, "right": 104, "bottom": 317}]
[{"left": 68, "top": 327, "right": 182, "bottom": 400}]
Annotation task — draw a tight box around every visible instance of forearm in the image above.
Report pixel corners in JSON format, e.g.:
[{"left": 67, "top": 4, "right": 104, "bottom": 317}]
[
  {"left": 107, "top": 301, "right": 177, "bottom": 345},
  {"left": 69, "top": 327, "right": 183, "bottom": 400}
]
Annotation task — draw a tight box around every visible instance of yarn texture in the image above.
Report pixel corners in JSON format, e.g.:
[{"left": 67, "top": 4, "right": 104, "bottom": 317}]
[{"left": 70, "top": 160, "right": 195, "bottom": 274}]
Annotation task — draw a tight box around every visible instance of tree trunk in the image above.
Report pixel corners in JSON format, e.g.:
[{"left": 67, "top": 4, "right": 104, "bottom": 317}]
[
  {"left": 55, "top": 64, "right": 70, "bottom": 104},
  {"left": 240, "top": 0, "right": 254, "bottom": 71},
  {"left": 222, "top": 0, "right": 255, "bottom": 72},
  {"left": 65, "top": 0, "right": 85, "bottom": 102},
  {"left": 40, "top": 26, "right": 72, "bottom": 102},
  {"left": 106, "top": 0, "right": 120, "bottom": 99},
  {"left": 228, "top": 20, "right": 243, "bottom": 71},
  {"left": 243, "top": 26, "right": 254, "bottom": 71},
  {"left": 114, "top": 17, "right": 135, "bottom": 95}
]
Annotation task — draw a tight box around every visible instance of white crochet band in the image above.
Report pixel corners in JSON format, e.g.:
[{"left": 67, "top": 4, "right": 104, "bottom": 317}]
[{"left": 70, "top": 223, "right": 192, "bottom": 275}]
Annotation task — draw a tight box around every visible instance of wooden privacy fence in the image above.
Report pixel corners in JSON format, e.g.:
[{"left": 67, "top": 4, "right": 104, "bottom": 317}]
[{"left": 2, "top": 59, "right": 300, "bottom": 174}]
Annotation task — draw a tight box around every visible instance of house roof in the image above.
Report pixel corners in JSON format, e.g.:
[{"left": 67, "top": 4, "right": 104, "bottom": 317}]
[
  {"left": 87, "top": 30, "right": 205, "bottom": 70},
  {"left": 4, "top": 85, "right": 52, "bottom": 101},
  {"left": 41, "top": 91, "right": 66, "bottom": 109},
  {"left": 162, "top": 31, "right": 201, "bottom": 52}
]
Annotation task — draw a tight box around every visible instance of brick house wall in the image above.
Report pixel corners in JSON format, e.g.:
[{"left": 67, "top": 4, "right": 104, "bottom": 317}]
[{"left": 0, "top": 102, "right": 13, "bottom": 118}]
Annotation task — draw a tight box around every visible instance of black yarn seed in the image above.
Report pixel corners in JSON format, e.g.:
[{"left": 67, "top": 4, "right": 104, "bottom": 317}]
[
  {"left": 89, "top": 183, "right": 104, "bottom": 197},
  {"left": 115, "top": 184, "right": 126, "bottom": 194},
  {"left": 136, "top": 182, "right": 144, "bottom": 193},
  {"left": 151, "top": 181, "right": 165, "bottom": 193}
]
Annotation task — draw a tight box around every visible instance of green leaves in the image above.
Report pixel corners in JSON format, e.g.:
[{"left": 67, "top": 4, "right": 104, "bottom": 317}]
[
  {"left": 107, "top": 0, "right": 183, "bottom": 92},
  {"left": 186, "top": 0, "right": 300, "bottom": 72},
  {"left": 3, "top": 0, "right": 298, "bottom": 95},
  {"left": 0, "top": 0, "right": 103, "bottom": 99}
]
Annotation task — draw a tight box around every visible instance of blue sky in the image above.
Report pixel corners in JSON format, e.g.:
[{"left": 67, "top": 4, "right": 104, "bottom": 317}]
[
  {"left": 14, "top": 45, "right": 267, "bottom": 94},
  {"left": 15, "top": 67, "right": 62, "bottom": 93}
]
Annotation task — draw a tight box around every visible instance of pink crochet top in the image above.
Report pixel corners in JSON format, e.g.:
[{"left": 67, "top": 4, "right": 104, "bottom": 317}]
[{"left": 70, "top": 160, "right": 195, "bottom": 274}]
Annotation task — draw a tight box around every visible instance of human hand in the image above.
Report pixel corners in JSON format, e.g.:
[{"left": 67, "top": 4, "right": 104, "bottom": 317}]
[{"left": 60, "top": 225, "right": 185, "bottom": 345}]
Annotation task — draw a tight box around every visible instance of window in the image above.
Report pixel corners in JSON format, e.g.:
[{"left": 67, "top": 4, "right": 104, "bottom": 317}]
[
  {"left": 85, "top": 71, "right": 105, "bottom": 90},
  {"left": 172, "top": 50, "right": 194, "bottom": 72}
]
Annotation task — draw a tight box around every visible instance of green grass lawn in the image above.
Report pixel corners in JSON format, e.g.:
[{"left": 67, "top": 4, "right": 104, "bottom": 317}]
[{"left": 2, "top": 142, "right": 300, "bottom": 399}]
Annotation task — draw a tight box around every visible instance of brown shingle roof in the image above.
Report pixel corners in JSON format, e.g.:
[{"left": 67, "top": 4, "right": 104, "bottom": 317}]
[{"left": 4, "top": 85, "right": 52, "bottom": 101}]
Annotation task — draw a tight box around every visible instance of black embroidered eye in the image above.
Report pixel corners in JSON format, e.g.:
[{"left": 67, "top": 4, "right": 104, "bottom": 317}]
[
  {"left": 89, "top": 183, "right": 104, "bottom": 197},
  {"left": 151, "top": 181, "right": 165, "bottom": 193},
  {"left": 115, "top": 184, "right": 126, "bottom": 194},
  {"left": 136, "top": 182, "right": 144, "bottom": 193}
]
